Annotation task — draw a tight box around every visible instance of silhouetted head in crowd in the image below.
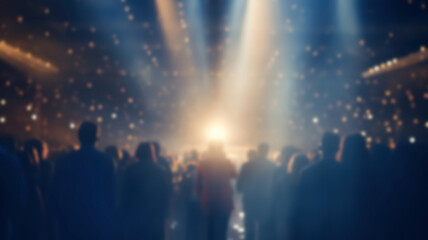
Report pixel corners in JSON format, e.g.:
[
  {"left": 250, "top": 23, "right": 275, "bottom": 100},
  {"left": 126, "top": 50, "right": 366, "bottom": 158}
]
[
  {"left": 257, "top": 143, "right": 269, "bottom": 160},
  {"left": 247, "top": 149, "right": 257, "bottom": 162},
  {"left": 287, "top": 153, "right": 310, "bottom": 175},
  {"left": 186, "top": 162, "right": 197, "bottom": 177},
  {"left": 279, "top": 145, "right": 299, "bottom": 166},
  {"left": 135, "top": 142, "right": 157, "bottom": 164},
  {"left": 206, "top": 141, "right": 226, "bottom": 159},
  {"left": 321, "top": 132, "right": 340, "bottom": 160},
  {"left": 105, "top": 145, "right": 120, "bottom": 162},
  {"left": 153, "top": 141, "right": 162, "bottom": 157},
  {"left": 121, "top": 149, "right": 131, "bottom": 165},
  {"left": 23, "top": 139, "right": 44, "bottom": 166},
  {"left": 189, "top": 149, "right": 199, "bottom": 161},
  {"left": 0, "top": 133, "right": 16, "bottom": 153},
  {"left": 341, "top": 134, "right": 370, "bottom": 169},
  {"left": 78, "top": 121, "right": 98, "bottom": 146}
]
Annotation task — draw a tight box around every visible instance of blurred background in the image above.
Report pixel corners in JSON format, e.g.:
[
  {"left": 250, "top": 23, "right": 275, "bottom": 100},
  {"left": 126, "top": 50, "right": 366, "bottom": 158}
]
[{"left": 0, "top": 0, "right": 427, "bottom": 153}]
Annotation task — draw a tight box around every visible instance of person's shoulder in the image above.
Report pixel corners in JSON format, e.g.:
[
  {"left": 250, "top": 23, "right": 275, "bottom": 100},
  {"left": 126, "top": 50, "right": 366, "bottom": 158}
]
[
  {"left": 91, "top": 149, "right": 114, "bottom": 163},
  {"left": 0, "top": 150, "right": 18, "bottom": 162},
  {"left": 57, "top": 150, "right": 78, "bottom": 163},
  {"left": 265, "top": 159, "right": 276, "bottom": 169},
  {"left": 300, "top": 161, "right": 323, "bottom": 178},
  {"left": 241, "top": 161, "right": 251, "bottom": 169}
]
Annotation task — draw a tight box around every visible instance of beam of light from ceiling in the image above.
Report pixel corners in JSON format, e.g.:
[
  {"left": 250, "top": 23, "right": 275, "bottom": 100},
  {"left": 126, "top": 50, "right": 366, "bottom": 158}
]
[
  {"left": 264, "top": 0, "right": 298, "bottom": 147},
  {"left": 155, "top": 0, "right": 196, "bottom": 77},
  {"left": 183, "top": 0, "right": 210, "bottom": 90},
  {"left": 337, "top": 0, "right": 359, "bottom": 38},
  {"left": 0, "top": 40, "right": 59, "bottom": 75},
  {"left": 216, "top": 0, "right": 276, "bottom": 144}
]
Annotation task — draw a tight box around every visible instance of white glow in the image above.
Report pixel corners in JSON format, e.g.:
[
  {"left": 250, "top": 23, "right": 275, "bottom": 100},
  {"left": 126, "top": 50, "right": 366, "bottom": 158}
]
[{"left": 206, "top": 123, "right": 227, "bottom": 142}]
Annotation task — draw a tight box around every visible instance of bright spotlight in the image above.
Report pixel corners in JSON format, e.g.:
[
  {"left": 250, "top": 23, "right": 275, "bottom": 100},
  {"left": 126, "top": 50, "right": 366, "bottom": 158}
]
[{"left": 206, "top": 123, "right": 227, "bottom": 142}]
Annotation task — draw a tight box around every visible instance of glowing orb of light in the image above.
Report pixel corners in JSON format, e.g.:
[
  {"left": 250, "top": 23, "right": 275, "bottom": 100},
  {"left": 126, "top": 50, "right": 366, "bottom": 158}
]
[{"left": 206, "top": 123, "right": 227, "bottom": 142}]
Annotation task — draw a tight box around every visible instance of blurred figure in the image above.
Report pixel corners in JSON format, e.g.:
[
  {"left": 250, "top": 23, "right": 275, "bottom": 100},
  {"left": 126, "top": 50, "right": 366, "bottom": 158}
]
[
  {"left": 104, "top": 146, "right": 123, "bottom": 197},
  {"left": 0, "top": 134, "right": 27, "bottom": 240},
  {"left": 271, "top": 153, "right": 310, "bottom": 240},
  {"left": 293, "top": 132, "right": 344, "bottom": 240},
  {"left": 181, "top": 162, "right": 204, "bottom": 240},
  {"left": 287, "top": 154, "right": 310, "bottom": 175},
  {"left": 122, "top": 142, "right": 170, "bottom": 240},
  {"left": 196, "top": 142, "right": 237, "bottom": 240},
  {"left": 121, "top": 150, "right": 132, "bottom": 167},
  {"left": 53, "top": 122, "right": 115, "bottom": 240},
  {"left": 339, "top": 134, "right": 374, "bottom": 240},
  {"left": 268, "top": 145, "right": 299, "bottom": 239},
  {"left": 383, "top": 142, "right": 428, "bottom": 239},
  {"left": 369, "top": 143, "right": 392, "bottom": 236},
  {"left": 105, "top": 145, "right": 120, "bottom": 167},
  {"left": 153, "top": 141, "right": 173, "bottom": 239},
  {"left": 237, "top": 143, "right": 275, "bottom": 240},
  {"left": 19, "top": 139, "right": 51, "bottom": 240},
  {"left": 274, "top": 153, "right": 310, "bottom": 239},
  {"left": 276, "top": 145, "right": 299, "bottom": 176}
]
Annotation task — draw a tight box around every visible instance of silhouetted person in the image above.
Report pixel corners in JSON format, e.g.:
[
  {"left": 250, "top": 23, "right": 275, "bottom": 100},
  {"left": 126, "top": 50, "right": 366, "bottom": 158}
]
[
  {"left": 153, "top": 141, "right": 173, "bottom": 239},
  {"left": 276, "top": 146, "right": 299, "bottom": 178},
  {"left": 339, "top": 133, "right": 375, "bottom": 240},
  {"left": 237, "top": 143, "right": 275, "bottom": 240},
  {"left": 0, "top": 134, "right": 27, "bottom": 240},
  {"left": 122, "top": 142, "right": 170, "bottom": 240},
  {"left": 369, "top": 143, "right": 392, "bottom": 237},
  {"left": 121, "top": 150, "right": 132, "bottom": 167},
  {"left": 181, "top": 162, "right": 203, "bottom": 240},
  {"left": 273, "top": 153, "right": 309, "bottom": 240},
  {"left": 53, "top": 122, "right": 115, "bottom": 240},
  {"left": 196, "top": 142, "right": 237, "bottom": 240},
  {"left": 384, "top": 142, "right": 428, "bottom": 239},
  {"left": 105, "top": 145, "right": 120, "bottom": 166},
  {"left": 293, "top": 132, "right": 344, "bottom": 240},
  {"left": 19, "top": 139, "right": 50, "bottom": 240}
]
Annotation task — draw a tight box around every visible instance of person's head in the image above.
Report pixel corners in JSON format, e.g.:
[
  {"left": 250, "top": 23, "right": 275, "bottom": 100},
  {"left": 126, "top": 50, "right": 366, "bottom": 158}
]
[
  {"left": 78, "top": 122, "right": 98, "bottom": 146},
  {"left": 287, "top": 153, "right": 310, "bottom": 175},
  {"left": 340, "top": 134, "right": 370, "bottom": 168},
  {"left": 189, "top": 150, "right": 199, "bottom": 161},
  {"left": 257, "top": 143, "right": 269, "bottom": 160},
  {"left": 122, "top": 150, "right": 131, "bottom": 162},
  {"left": 0, "top": 133, "right": 16, "bottom": 154},
  {"left": 24, "top": 138, "right": 43, "bottom": 156},
  {"left": 23, "top": 139, "right": 44, "bottom": 166},
  {"left": 279, "top": 145, "right": 299, "bottom": 165},
  {"left": 135, "top": 142, "right": 157, "bottom": 164},
  {"left": 206, "top": 141, "right": 225, "bottom": 158},
  {"left": 105, "top": 145, "right": 120, "bottom": 162},
  {"left": 186, "top": 162, "right": 197, "bottom": 176},
  {"left": 247, "top": 149, "right": 257, "bottom": 162},
  {"left": 321, "top": 132, "right": 340, "bottom": 159},
  {"left": 152, "top": 141, "right": 162, "bottom": 157}
]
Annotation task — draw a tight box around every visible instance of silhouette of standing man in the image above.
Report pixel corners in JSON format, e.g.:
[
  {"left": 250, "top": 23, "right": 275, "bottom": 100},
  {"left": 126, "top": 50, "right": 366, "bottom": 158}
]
[
  {"left": 121, "top": 142, "right": 170, "bottom": 240},
  {"left": 237, "top": 143, "right": 275, "bottom": 240},
  {"left": 196, "top": 142, "right": 237, "bottom": 240},
  {"left": 53, "top": 122, "right": 115, "bottom": 240},
  {"left": 293, "top": 132, "right": 343, "bottom": 240}
]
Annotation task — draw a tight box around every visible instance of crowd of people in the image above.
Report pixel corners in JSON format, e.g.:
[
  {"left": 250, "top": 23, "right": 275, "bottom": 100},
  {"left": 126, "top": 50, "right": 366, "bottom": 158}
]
[{"left": 1, "top": 121, "right": 428, "bottom": 240}]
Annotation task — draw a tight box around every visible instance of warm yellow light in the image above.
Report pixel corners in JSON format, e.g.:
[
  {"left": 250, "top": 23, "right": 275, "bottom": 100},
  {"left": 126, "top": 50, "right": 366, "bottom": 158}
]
[{"left": 206, "top": 123, "right": 227, "bottom": 142}]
